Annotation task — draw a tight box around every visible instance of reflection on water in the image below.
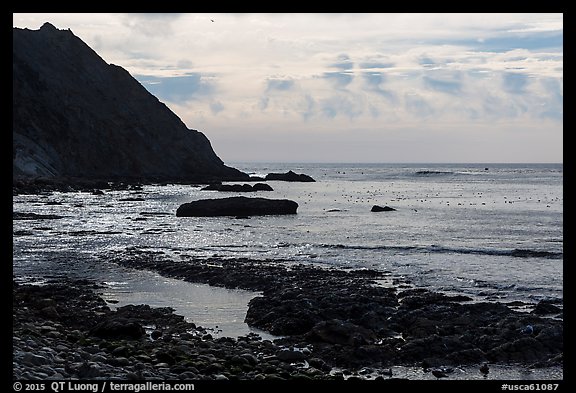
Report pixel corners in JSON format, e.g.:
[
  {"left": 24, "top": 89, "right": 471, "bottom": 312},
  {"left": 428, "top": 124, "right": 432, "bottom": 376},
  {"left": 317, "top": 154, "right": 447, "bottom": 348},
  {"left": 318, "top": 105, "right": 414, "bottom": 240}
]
[
  {"left": 12, "top": 247, "right": 274, "bottom": 339},
  {"left": 99, "top": 268, "right": 277, "bottom": 340}
]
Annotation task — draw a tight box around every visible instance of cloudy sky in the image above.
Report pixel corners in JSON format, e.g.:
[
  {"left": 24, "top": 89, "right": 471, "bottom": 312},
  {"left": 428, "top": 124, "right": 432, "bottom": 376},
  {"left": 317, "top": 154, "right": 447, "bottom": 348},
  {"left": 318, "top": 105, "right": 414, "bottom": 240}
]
[{"left": 13, "top": 13, "right": 563, "bottom": 163}]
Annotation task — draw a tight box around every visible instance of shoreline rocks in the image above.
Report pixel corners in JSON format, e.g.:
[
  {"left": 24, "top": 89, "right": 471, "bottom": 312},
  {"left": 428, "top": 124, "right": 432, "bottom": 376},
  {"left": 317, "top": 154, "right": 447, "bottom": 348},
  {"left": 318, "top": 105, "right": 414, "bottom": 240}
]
[
  {"left": 13, "top": 249, "right": 564, "bottom": 381},
  {"left": 12, "top": 279, "right": 337, "bottom": 381},
  {"left": 108, "top": 249, "right": 563, "bottom": 372}
]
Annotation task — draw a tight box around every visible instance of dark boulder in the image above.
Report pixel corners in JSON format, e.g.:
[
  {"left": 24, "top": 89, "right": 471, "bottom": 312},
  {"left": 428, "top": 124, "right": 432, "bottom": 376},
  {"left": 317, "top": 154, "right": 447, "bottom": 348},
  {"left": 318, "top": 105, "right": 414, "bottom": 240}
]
[
  {"left": 252, "top": 183, "right": 274, "bottom": 191},
  {"left": 276, "top": 349, "right": 308, "bottom": 362},
  {"left": 265, "top": 171, "right": 315, "bottom": 182},
  {"left": 200, "top": 183, "right": 222, "bottom": 191},
  {"left": 176, "top": 196, "right": 298, "bottom": 217},
  {"left": 532, "top": 300, "right": 562, "bottom": 315},
  {"left": 306, "top": 319, "right": 377, "bottom": 346},
  {"left": 89, "top": 317, "right": 145, "bottom": 339},
  {"left": 201, "top": 183, "right": 273, "bottom": 192},
  {"left": 201, "top": 183, "right": 252, "bottom": 192},
  {"left": 371, "top": 205, "right": 396, "bottom": 212}
]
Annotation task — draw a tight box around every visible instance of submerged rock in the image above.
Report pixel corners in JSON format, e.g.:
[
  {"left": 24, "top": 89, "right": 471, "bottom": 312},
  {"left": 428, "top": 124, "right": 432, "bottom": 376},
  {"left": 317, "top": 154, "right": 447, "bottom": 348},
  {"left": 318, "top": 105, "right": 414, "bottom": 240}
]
[
  {"left": 176, "top": 196, "right": 298, "bottom": 217},
  {"left": 13, "top": 212, "right": 65, "bottom": 220}
]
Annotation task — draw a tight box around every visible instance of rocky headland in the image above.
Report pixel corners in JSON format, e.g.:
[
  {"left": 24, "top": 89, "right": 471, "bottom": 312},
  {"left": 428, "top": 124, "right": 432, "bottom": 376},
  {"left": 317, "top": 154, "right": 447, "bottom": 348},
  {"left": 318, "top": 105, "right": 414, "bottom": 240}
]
[{"left": 13, "top": 23, "right": 248, "bottom": 184}]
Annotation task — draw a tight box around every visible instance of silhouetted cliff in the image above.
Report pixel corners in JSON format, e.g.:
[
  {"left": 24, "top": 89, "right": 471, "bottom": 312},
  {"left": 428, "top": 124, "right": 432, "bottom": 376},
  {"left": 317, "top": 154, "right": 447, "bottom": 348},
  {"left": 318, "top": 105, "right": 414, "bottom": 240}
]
[{"left": 13, "top": 22, "right": 248, "bottom": 182}]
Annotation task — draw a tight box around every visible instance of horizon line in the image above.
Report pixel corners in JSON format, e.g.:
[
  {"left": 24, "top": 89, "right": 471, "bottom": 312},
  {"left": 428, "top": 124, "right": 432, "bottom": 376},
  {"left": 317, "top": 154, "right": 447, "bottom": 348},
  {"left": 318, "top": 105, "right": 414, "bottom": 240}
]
[{"left": 226, "top": 161, "right": 564, "bottom": 165}]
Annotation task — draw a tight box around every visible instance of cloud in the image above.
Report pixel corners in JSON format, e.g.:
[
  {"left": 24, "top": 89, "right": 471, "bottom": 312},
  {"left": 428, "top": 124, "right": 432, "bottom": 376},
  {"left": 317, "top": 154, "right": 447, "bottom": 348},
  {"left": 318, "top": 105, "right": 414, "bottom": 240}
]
[
  {"left": 265, "top": 78, "right": 295, "bottom": 92},
  {"left": 135, "top": 73, "right": 215, "bottom": 102},
  {"left": 359, "top": 61, "right": 395, "bottom": 71},
  {"left": 259, "top": 78, "right": 297, "bottom": 112},
  {"left": 258, "top": 96, "right": 270, "bottom": 111},
  {"left": 537, "top": 77, "right": 563, "bottom": 121},
  {"left": 210, "top": 101, "right": 224, "bottom": 115},
  {"left": 404, "top": 93, "right": 435, "bottom": 118},
  {"left": 323, "top": 71, "right": 354, "bottom": 89},
  {"left": 322, "top": 53, "right": 354, "bottom": 89},
  {"left": 363, "top": 72, "right": 385, "bottom": 86},
  {"left": 14, "top": 13, "right": 561, "bottom": 162},
  {"left": 423, "top": 75, "right": 462, "bottom": 95},
  {"left": 468, "top": 31, "right": 563, "bottom": 53},
  {"left": 330, "top": 54, "right": 354, "bottom": 70},
  {"left": 502, "top": 72, "right": 530, "bottom": 94},
  {"left": 419, "top": 56, "right": 437, "bottom": 68},
  {"left": 121, "top": 13, "right": 183, "bottom": 37},
  {"left": 361, "top": 72, "right": 397, "bottom": 103},
  {"left": 300, "top": 94, "right": 316, "bottom": 121}
]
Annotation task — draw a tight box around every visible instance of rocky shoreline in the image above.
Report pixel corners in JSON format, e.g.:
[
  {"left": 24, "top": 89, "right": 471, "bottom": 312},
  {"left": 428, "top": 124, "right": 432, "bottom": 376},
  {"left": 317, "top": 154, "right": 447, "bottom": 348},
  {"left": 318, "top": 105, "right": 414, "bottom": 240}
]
[
  {"left": 13, "top": 279, "right": 335, "bottom": 381},
  {"left": 13, "top": 247, "right": 563, "bottom": 382}
]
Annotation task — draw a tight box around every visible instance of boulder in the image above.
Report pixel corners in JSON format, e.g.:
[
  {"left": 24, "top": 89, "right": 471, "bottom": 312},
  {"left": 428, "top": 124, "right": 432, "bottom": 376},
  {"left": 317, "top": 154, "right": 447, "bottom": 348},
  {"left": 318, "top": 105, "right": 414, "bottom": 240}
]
[
  {"left": 532, "top": 300, "right": 562, "bottom": 315},
  {"left": 265, "top": 171, "right": 315, "bottom": 182},
  {"left": 276, "top": 349, "right": 307, "bottom": 362},
  {"left": 201, "top": 183, "right": 273, "bottom": 192},
  {"left": 176, "top": 196, "right": 298, "bottom": 217},
  {"left": 252, "top": 183, "right": 274, "bottom": 191},
  {"left": 306, "top": 319, "right": 377, "bottom": 346},
  {"left": 89, "top": 317, "right": 145, "bottom": 339},
  {"left": 371, "top": 205, "right": 396, "bottom": 212}
]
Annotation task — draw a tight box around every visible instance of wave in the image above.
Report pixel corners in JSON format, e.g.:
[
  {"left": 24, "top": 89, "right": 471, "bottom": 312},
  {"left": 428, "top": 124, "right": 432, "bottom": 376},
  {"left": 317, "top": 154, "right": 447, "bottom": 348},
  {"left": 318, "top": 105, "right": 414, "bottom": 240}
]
[
  {"left": 316, "top": 243, "right": 562, "bottom": 260},
  {"left": 156, "top": 242, "right": 562, "bottom": 261}
]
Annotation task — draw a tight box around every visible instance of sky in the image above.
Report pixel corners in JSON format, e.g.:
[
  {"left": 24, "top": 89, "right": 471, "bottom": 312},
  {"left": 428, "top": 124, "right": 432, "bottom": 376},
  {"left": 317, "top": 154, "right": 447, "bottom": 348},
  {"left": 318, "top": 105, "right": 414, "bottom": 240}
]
[{"left": 13, "top": 13, "right": 563, "bottom": 163}]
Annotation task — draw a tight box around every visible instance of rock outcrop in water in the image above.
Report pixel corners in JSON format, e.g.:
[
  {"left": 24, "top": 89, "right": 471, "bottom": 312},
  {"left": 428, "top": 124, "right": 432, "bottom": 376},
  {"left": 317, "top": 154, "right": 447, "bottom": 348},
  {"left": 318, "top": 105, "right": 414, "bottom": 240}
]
[
  {"left": 371, "top": 205, "right": 396, "bottom": 212},
  {"left": 265, "top": 171, "right": 315, "bottom": 182},
  {"left": 201, "top": 183, "right": 274, "bottom": 192},
  {"left": 176, "top": 196, "right": 298, "bottom": 217},
  {"left": 13, "top": 22, "right": 248, "bottom": 183}
]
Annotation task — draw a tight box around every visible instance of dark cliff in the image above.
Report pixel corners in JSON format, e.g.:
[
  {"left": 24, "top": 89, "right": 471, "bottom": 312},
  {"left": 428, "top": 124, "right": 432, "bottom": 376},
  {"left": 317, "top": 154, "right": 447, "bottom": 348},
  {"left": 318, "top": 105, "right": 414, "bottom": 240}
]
[{"left": 13, "top": 22, "right": 248, "bottom": 182}]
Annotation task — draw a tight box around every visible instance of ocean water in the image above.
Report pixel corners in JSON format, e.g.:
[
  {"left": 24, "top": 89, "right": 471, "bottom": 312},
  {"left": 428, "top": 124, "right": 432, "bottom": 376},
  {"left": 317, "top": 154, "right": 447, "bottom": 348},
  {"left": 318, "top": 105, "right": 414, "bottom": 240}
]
[{"left": 12, "top": 163, "right": 563, "bottom": 336}]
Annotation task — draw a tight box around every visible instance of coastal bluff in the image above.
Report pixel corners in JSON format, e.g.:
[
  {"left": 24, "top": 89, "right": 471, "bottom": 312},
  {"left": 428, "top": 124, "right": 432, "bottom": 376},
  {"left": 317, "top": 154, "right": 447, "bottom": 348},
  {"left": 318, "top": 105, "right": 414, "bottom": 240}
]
[{"left": 13, "top": 22, "right": 248, "bottom": 183}]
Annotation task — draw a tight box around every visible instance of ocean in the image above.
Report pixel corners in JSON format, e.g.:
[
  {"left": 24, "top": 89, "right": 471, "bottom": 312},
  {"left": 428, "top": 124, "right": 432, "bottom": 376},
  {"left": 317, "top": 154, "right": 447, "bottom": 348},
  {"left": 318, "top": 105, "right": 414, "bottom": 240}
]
[{"left": 12, "top": 163, "right": 563, "bottom": 337}]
